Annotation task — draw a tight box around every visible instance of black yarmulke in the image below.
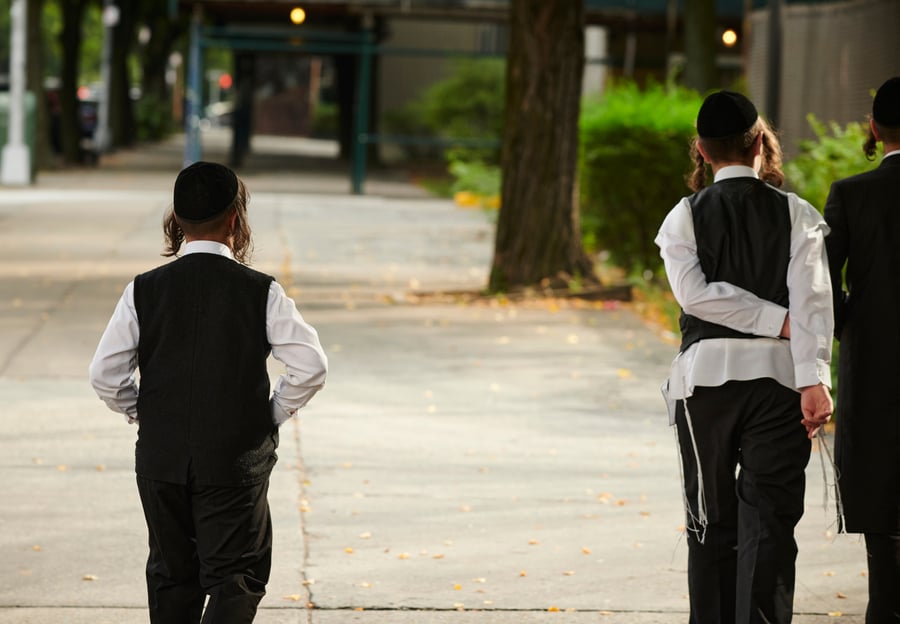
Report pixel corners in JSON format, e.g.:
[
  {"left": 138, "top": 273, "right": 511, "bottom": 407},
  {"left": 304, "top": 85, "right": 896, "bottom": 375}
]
[
  {"left": 696, "top": 90, "right": 759, "bottom": 139},
  {"left": 873, "top": 77, "right": 900, "bottom": 128},
  {"left": 173, "top": 161, "right": 239, "bottom": 223}
]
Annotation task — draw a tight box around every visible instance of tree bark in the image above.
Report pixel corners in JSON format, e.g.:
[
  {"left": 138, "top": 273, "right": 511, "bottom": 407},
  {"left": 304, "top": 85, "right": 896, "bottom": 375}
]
[
  {"left": 109, "top": 1, "right": 137, "bottom": 148},
  {"left": 58, "top": 0, "right": 88, "bottom": 164},
  {"left": 489, "top": 0, "right": 594, "bottom": 292},
  {"left": 26, "top": 0, "right": 51, "bottom": 171},
  {"left": 683, "top": 0, "right": 717, "bottom": 92}
]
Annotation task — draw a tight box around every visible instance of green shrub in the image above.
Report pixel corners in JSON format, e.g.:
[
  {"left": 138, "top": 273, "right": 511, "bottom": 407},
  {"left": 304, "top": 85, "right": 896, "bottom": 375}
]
[
  {"left": 449, "top": 159, "right": 501, "bottom": 198},
  {"left": 784, "top": 114, "right": 878, "bottom": 211},
  {"left": 579, "top": 82, "right": 702, "bottom": 274},
  {"left": 382, "top": 58, "right": 505, "bottom": 164},
  {"left": 311, "top": 101, "right": 338, "bottom": 139},
  {"left": 135, "top": 93, "right": 174, "bottom": 142}
]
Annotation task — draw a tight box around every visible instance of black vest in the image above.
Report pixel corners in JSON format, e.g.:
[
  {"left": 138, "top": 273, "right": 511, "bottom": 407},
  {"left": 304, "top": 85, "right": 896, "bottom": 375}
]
[
  {"left": 133, "top": 253, "right": 276, "bottom": 486},
  {"left": 679, "top": 178, "right": 791, "bottom": 352}
]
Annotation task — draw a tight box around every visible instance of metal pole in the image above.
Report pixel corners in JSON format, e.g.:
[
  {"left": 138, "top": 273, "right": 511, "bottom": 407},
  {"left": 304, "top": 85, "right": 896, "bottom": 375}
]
[
  {"left": 351, "top": 29, "right": 373, "bottom": 195},
  {"left": 1, "top": 0, "right": 30, "bottom": 185},
  {"left": 183, "top": 4, "right": 203, "bottom": 166}
]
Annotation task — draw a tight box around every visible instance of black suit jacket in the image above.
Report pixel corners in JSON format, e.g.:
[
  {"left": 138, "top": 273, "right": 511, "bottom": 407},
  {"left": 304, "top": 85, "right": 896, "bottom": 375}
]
[{"left": 825, "top": 154, "right": 900, "bottom": 533}]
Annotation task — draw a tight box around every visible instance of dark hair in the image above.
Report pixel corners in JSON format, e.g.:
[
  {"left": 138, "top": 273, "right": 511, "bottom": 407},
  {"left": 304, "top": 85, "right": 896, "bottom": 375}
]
[
  {"left": 863, "top": 119, "right": 900, "bottom": 160},
  {"left": 687, "top": 117, "right": 784, "bottom": 192},
  {"left": 163, "top": 177, "right": 253, "bottom": 264}
]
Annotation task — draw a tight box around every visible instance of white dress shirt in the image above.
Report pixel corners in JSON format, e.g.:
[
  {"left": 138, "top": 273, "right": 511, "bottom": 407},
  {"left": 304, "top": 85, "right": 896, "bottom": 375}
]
[
  {"left": 656, "top": 166, "right": 833, "bottom": 421},
  {"left": 89, "top": 240, "right": 328, "bottom": 426}
]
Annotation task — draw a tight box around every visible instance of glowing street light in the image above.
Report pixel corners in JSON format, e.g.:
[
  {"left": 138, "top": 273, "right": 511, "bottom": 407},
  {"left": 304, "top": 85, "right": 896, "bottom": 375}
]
[
  {"left": 722, "top": 29, "right": 738, "bottom": 47},
  {"left": 290, "top": 7, "right": 306, "bottom": 24}
]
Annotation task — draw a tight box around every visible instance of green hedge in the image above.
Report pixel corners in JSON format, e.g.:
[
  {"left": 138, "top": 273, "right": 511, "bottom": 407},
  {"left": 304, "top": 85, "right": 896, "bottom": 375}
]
[
  {"left": 784, "top": 114, "right": 878, "bottom": 211},
  {"left": 579, "top": 82, "right": 702, "bottom": 275},
  {"left": 382, "top": 58, "right": 505, "bottom": 165}
]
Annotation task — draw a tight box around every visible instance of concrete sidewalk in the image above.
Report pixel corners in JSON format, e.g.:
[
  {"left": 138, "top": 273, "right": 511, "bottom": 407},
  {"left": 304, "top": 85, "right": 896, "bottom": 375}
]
[{"left": 0, "top": 137, "right": 867, "bottom": 623}]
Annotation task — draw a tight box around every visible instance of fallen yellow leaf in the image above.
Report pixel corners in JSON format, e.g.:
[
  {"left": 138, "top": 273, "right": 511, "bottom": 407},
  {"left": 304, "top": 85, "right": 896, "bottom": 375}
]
[
  {"left": 82, "top": 574, "right": 98, "bottom": 581},
  {"left": 283, "top": 594, "right": 302, "bottom": 602}
]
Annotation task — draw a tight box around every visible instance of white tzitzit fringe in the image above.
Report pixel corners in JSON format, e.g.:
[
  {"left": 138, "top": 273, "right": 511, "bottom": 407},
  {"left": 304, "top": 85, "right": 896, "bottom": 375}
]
[
  {"left": 673, "top": 391, "right": 708, "bottom": 545},
  {"left": 814, "top": 427, "right": 846, "bottom": 533}
]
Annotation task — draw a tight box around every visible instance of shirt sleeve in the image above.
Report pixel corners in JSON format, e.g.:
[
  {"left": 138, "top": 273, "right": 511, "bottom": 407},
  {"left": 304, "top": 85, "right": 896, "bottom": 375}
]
[
  {"left": 786, "top": 195, "right": 834, "bottom": 388},
  {"left": 267, "top": 281, "right": 328, "bottom": 426},
  {"left": 88, "top": 281, "right": 139, "bottom": 424},
  {"left": 655, "top": 198, "right": 789, "bottom": 337}
]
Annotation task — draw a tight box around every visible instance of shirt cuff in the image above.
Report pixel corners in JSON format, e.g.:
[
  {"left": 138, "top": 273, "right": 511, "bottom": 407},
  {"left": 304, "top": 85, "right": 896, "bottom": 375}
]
[
  {"left": 756, "top": 304, "right": 788, "bottom": 337},
  {"left": 270, "top": 398, "right": 295, "bottom": 426},
  {"left": 795, "top": 361, "right": 832, "bottom": 390}
]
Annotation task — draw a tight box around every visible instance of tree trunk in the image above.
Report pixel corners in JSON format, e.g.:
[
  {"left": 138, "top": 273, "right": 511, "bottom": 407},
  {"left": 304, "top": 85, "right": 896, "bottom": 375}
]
[
  {"left": 139, "top": 2, "right": 185, "bottom": 140},
  {"left": 26, "top": 0, "right": 51, "bottom": 171},
  {"left": 489, "top": 0, "right": 594, "bottom": 292},
  {"left": 58, "top": 0, "right": 87, "bottom": 164},
  {"left": 109, "top": 1, "right": 137, "bottom": 148},
  {"left": 683, "top": 0, "right": 717, "bottom": 92}
]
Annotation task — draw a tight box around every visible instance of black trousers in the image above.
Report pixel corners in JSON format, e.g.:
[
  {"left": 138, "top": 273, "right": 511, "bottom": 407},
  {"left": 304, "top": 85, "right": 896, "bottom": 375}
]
[
  {"left": 864, "top": 532, "right": 900, "bottom": 623},
  {"left": 136, "top": 474, "right": 273, "bottom": 624},
  {"left": 675, "top": 379, "right": 811, "bottom": 624}
]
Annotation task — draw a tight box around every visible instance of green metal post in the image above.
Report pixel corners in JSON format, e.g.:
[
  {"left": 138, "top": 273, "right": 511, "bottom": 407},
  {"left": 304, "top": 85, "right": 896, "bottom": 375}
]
[{"left": 351, "top": 30, "right": 373, "bottom": 195}]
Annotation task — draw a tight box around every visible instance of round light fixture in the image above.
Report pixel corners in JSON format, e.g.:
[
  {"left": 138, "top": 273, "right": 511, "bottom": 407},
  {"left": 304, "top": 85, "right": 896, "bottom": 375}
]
[
  {"left": 722, "top": 29, "right": 738, "bottom": 47},
  {"left": 290, "top": 7, "right": 306, "bottom": 25}
]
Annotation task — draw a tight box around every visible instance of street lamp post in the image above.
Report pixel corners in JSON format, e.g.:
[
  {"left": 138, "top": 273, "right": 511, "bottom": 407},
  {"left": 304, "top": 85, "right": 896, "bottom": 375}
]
[{"left": 1, "top": 0, "right": 31, "bottom": 186}]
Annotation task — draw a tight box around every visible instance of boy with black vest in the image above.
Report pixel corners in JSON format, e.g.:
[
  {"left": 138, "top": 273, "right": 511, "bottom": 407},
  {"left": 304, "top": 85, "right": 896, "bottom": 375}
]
[
  {"left": 656, "top": 92, "right": 833, "bottom": 623},
  {"left": 89, "top": 161, "right": 328, "bottom": 623}
]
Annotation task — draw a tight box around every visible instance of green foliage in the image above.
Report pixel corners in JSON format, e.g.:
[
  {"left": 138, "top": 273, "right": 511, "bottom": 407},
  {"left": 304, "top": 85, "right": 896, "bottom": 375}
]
[
  {"left": 311, "top": 102, "right": 338, "bottom": 139},
  {"left": 784, "top": 114, "right": 878, "bottom": 211},
  {"left": 579, "top": 82, "right": 703, "bottom": 273},
  {"left": 448, "top": 159, "right": 500, "bottom": 198},
  {"left": 383, "top": 58, "right": 505, "bottom": 164},
  {"left": 134, "top": 93, "right": 172, "bottom": 141}
]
